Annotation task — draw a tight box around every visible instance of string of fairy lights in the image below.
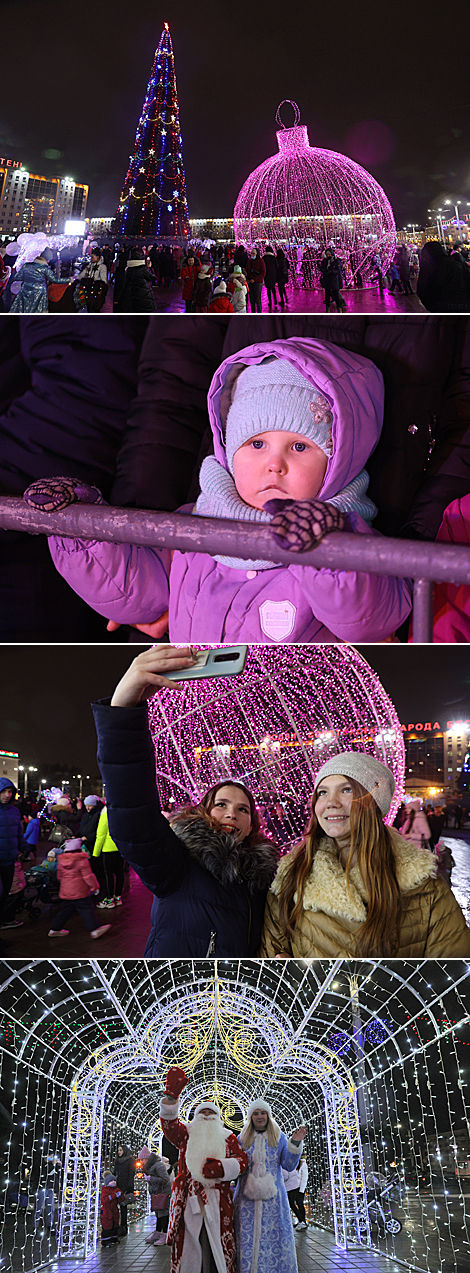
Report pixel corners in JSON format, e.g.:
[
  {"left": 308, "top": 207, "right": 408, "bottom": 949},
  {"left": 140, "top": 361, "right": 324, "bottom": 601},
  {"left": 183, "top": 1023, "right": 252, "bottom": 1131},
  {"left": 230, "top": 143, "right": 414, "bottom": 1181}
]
[
  {"left": 116, "top": 23, "right": 189, "bottom": 238},
  {"left": 147, "top": 644, "right": 406, "bottom": 843},
  {"left": 1, "top": 961, "right": 470, "bottom": 1272},
  {"left": 233, "top": 101, "right": 396, "bottom": 287}
]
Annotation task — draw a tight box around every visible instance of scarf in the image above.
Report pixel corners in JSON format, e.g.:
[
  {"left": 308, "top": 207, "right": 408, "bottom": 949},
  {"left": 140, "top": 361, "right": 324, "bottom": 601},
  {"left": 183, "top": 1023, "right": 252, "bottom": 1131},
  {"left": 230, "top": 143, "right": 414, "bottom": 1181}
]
[{"left": 194, "top": 456, "right": 377, "bottom": 570}]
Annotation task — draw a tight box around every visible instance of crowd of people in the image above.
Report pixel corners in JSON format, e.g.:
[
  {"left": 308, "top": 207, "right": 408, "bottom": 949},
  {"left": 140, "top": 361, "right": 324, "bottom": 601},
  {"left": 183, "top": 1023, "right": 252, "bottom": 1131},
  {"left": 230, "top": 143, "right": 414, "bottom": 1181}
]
[{"left": 1, "top": 231, "right": 469, "bottom": 314}]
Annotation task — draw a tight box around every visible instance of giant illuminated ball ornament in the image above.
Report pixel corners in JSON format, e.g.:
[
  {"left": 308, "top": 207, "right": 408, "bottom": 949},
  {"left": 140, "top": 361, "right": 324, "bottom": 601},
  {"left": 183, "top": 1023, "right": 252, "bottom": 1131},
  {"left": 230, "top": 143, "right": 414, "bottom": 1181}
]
[
  {"left": 147, "top": 646, "right": 405, "bottom": 847},
  {"left": 233, "top": 102, "right": 396, "bottom": 286}
]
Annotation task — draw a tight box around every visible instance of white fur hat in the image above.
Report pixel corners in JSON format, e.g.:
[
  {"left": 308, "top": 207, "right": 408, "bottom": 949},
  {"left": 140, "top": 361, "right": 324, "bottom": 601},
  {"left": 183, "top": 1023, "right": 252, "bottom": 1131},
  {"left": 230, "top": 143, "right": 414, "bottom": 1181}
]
[
  {"left": 192, "top": 1101, "right": 221, "bottom": 1119},
  {"left": 246, "top": 1099, "right": 273, "bottom": 1119},
  {"left": 314, "top": 751, "right": 395, "bottom": 816}
]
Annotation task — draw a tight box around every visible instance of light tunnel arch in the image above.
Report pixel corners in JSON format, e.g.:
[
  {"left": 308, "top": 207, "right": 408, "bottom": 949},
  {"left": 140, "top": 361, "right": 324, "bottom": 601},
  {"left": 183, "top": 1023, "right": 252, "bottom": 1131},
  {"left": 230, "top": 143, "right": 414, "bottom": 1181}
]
[
  {"left": 2, "top": 959, "right": 470, "bottom": 1273},
  {"left": 61, "top": 973, "right": 369, "bottom": 1257}
]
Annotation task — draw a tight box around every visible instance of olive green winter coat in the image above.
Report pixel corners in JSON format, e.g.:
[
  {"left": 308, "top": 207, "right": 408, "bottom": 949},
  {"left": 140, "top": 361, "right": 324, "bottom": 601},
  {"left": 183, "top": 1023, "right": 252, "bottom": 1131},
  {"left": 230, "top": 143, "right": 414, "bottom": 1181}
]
[{"left": 259, "top": 830, "right": 470, "bottom": 958}]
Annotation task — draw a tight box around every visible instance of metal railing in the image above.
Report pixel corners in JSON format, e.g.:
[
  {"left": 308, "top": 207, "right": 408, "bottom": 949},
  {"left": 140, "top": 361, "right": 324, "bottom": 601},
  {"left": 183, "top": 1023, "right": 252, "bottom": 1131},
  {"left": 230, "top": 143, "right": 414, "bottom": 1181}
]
[{"left": 1, "top": 496, "right": 470, "bottom": 642}]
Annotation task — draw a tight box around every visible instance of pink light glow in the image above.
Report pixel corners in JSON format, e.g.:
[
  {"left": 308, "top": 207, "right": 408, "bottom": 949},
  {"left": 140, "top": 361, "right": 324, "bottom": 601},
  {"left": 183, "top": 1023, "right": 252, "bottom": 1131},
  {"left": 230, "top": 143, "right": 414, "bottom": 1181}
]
[
  {"left": 233, "top": 104, "right": 396, "bottom": 286},
  {"left": 147, "top": 645, "right": 405, "bottom": 847}
]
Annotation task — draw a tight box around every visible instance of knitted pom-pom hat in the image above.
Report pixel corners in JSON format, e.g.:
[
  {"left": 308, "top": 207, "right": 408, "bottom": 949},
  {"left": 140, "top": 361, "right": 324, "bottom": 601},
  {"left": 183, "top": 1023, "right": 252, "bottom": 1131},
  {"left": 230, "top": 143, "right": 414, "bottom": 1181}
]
[{"left": 314, "top": 752, "right": 395, "bottom": 817}]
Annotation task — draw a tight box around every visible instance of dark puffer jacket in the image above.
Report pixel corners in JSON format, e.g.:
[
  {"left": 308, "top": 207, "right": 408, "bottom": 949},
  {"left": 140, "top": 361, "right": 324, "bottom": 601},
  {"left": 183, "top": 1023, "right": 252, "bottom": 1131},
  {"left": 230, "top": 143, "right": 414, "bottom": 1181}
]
[
  {"left": 79, "top": 802, "right": 104, "bottom": 852},
  {"left": 115, "top": 265, "right": 156, "bottom": 313},
  {"left": 91, "top": 698, "right": 279, "bottom": 957},
  {"left": 0, "top": 778, "right": 27, "bottom": 864}
]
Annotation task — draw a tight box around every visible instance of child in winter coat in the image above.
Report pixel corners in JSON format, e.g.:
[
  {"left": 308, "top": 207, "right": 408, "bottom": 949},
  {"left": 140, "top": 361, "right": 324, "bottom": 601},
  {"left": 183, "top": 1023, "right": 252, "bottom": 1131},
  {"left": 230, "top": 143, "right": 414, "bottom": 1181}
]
[
  {"left": 48, "top": 839, "right": 111, "bottom": 939},
  {"left": 208, "top": 279, "right": 234, "bottom": 313},
  {"left": 25, "top": 338, "right": 412, "bottom": 643},
  {"left": 100, "top": 1172, "right": 123, "bottom": 1246},
  {"left": 227, "top": 264, "right": 248, "bottom": 312}
]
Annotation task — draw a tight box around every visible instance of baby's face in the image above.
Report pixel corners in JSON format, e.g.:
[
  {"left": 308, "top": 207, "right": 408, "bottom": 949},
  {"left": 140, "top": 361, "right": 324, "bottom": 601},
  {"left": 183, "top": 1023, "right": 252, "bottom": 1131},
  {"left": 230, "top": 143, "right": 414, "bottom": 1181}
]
[{"left": 232, "top": 431, "right": 328, "bottom": 510}]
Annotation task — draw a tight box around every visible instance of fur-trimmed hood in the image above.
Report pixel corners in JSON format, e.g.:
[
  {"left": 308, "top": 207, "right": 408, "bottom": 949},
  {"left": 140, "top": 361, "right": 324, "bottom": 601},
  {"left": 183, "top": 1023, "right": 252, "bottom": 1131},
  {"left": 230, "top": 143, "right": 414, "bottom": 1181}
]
[
  {"left": 170, "top": 815, "right": 279, "bottom": 893},
  {"left": 270, "top": 828, "right": 438, "bottom": 924}
]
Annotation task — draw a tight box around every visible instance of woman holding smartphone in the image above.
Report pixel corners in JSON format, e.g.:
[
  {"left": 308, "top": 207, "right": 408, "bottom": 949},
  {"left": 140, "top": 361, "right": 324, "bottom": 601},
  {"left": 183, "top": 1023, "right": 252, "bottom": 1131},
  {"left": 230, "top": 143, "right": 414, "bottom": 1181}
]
[{"left": 92, "top": 646, "right": 279, "bottom": 957}]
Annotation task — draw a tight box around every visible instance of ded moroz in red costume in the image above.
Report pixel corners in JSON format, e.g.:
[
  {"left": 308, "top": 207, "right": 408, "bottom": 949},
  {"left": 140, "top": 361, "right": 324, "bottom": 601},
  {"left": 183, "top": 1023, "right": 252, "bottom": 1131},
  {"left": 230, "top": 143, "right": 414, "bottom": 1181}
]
[{"left": 160, "top": 1066, "right": 248, "bottom": 1273}]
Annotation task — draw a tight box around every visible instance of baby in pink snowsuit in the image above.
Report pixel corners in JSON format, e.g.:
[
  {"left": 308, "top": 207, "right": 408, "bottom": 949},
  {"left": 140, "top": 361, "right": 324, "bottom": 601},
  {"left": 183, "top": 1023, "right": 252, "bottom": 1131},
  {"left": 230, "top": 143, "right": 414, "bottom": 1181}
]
[{"left": 25, "top": 337, "right": 412, "bottom": 643}]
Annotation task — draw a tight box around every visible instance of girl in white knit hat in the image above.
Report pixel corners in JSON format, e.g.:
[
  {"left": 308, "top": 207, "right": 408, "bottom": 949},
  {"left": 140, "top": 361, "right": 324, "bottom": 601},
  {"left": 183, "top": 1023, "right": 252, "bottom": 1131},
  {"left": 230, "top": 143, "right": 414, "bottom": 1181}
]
[
  {"left": 260, "top": 752, "right": 470, "bottom": 958},
  {"left": 234, "top": 1101, "right": 306, "bottom": 1273}
]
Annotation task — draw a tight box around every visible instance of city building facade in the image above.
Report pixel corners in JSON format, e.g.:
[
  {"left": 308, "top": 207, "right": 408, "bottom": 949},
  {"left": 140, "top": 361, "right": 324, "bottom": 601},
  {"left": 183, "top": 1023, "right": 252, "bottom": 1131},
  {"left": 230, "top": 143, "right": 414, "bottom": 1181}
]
[{"left": 0, "top": 158, "right": 88, "bottom": 237}]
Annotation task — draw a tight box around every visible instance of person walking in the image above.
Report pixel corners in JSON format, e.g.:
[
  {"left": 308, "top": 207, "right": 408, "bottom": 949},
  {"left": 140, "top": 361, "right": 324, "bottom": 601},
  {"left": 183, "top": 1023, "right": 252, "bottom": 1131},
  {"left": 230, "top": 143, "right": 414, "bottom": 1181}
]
[
  {"left": 93, "top": 805, "right": 125, "bottom": 907},
  {"left": 47, "top": 839, "right": 111, "bottom": 939},
  {"left": 0, "top": 778, "right": 28, "bottom": 935},
  {"left": 398, "top": 800, "right": 431, "bottom": 850},
  {"left": 246, "top": 249, "right": 266, "bottom": 313},
  {"left": 263, "top": 245, "right": 277, "bottom": 310},
  {"left": 320, "top": 249, "right": 346, "bottom": 312},
  {"left": 260, "top": 753, "right": 470, "bottom": 957},
  {"left": 275, "top": 249, "right": 289, "bottom": 310},
  {"left": 396, "top": 246, "right": 413, "bottom": 297}
]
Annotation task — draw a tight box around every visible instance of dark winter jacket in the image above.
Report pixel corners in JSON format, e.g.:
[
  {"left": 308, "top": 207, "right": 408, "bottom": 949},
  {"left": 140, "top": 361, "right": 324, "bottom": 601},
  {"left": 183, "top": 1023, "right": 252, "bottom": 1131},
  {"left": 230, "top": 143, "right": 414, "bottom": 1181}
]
[
  {"left": 417, "top": 244, "right": 470, "bottom": 313},
  {"left": 115, "top": 265, "right": 156, "bottom": 313},
  {"left": 0, "top": 779, "right": 28, "bottom": 864},
  {"left": 79, "top": 803, "right": 103, "bottom": 851},
  {"left": 246, "top": 256, "right": 266, "bottom": 286},
  {"left": 24, "top": 817, "right": 40, "bottom": 846},
  {"left": 112, "top": 1149, "right": 135, "bottom": 1196},
  {"left": 263, "top": 251, "right": 277, "bottom": 286},
  {"left": 275, "top": 252, "right": 289, "bottom": 284},
  {"left": 91, "top": 698, "right": 279, "bottom": 957},
  {"left": 320, "top": 255, "right": 343, "bottom": 290}
]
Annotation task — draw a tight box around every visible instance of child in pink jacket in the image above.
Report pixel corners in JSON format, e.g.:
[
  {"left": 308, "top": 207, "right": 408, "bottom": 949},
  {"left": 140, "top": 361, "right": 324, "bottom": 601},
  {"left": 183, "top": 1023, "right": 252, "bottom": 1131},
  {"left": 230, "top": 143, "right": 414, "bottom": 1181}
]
[
  {"left": 48, "top": 839, "right": 111, "bottom": 939},
  {"left": 24, "top": 338, "right": 412, "bottom": 643}
]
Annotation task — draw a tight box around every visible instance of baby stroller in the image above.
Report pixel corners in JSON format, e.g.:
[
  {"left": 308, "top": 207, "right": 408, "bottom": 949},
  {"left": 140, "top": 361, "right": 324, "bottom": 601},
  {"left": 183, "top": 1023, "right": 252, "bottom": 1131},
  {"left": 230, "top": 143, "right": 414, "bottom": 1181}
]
[
  {"left": 24, "top": 856, "right": 61, "bottom": 918},
  {"left": 366, "top": 1172, "right": 403, "bottom": 1235}
]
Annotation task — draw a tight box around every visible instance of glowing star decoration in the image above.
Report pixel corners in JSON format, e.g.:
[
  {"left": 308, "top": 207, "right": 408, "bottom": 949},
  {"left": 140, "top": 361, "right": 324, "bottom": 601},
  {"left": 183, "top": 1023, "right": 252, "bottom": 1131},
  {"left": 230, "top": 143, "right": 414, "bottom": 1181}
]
[
  {"left": 147, "top": 645, "right": 405, "bottom": 849},
  {"left": 233, "top": 101, "right": 397, "bottom": 287},
  {"left": 116, "top": 23, "right": 189, "bottom": 239}
]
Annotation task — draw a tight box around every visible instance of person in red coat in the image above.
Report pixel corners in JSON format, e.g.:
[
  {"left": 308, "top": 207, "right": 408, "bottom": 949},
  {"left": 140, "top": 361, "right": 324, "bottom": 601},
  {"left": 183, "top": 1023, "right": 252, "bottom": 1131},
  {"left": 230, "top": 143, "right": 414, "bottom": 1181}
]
[
  {"left": 101, "top": 1172, "right": 124, "bottom": 1245},
  {"left": 208, "top": 280, "right": 234, "bottom": 313},
  {"left": 47, "top": 839, "right": 111, "bottom": 939},
  {"left": 160, "top": 1066, "right": 248, "bottom": 1273},
  {"left": 180, "top": 254, "right": 200, "bottom": 312}
]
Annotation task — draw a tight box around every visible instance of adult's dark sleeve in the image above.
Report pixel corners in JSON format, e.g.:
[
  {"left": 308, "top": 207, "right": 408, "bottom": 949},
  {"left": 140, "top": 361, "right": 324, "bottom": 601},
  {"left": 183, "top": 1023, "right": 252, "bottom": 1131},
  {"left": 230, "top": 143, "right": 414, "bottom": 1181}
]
[
  {"left": 110, "top": 316, "right": 230, "bottom": 510},
  {"left": 91, "top": 697, "right": 190, "bottom": 897},
  {"left": 401, "top": 317, "right": 470, "bottom": 539}
]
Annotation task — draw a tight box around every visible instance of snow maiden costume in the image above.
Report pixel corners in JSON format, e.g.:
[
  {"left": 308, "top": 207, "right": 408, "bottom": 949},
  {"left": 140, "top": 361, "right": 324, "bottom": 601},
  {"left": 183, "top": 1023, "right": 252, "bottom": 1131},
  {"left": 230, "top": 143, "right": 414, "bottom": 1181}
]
[
  {"left": 234, "top": 1101, "right": 303, "bottom": 1273},
  {"left": 160, "top": 1067, "right": 248, "bottom": 1273},
  {"left": 28, "top": 337, "right": 412, "bottom": 642}
]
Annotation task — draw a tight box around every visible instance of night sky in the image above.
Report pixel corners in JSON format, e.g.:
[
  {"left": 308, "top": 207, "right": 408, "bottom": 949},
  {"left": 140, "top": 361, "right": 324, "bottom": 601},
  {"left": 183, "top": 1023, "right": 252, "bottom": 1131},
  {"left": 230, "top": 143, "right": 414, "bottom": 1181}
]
[
  {"left": 1, "top": 0, "right": 468, "bottom": 227},
  {"left": 1, "top": 644, "right": 469, "bottom": 772}
]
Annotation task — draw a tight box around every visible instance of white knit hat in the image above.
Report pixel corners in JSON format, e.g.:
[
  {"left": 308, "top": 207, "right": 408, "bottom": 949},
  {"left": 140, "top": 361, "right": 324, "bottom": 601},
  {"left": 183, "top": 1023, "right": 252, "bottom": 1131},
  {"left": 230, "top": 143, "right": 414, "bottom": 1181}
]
[
  {"left": 63, "top": 838, "right": 84, "bottom": 853},
  {"left": 314, "top": 752, "right": 395, "bottom": 816},
  {"left": 225, "top": 358, "right": 333, "bottom": 476}
]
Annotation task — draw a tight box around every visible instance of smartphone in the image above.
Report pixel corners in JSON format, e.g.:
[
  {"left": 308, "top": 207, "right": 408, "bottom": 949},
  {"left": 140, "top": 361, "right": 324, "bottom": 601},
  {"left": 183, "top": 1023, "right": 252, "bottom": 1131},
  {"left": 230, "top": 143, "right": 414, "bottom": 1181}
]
[{"left": 165, "top": 645, "right": 248, "bottom": 682}]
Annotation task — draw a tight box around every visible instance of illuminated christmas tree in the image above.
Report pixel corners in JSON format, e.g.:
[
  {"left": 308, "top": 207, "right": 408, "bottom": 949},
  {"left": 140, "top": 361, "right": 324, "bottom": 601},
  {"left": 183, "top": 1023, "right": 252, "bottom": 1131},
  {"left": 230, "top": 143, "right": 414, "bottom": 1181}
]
[{"left": 116, "top": 22, "right": 189, "bottom": 239}]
